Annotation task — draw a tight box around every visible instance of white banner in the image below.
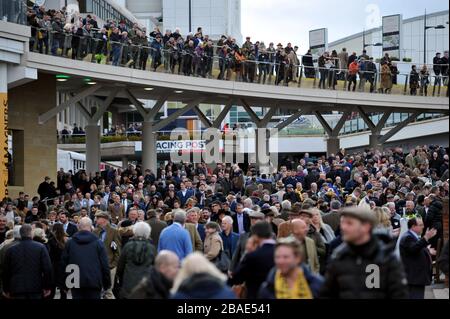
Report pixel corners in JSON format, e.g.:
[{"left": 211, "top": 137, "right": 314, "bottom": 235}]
[
  {"left": 309, "top": 28, "right": 328, "bottom": 56},
  {"left": 382, "top": 14, "right": 402, "bottom": 59}
]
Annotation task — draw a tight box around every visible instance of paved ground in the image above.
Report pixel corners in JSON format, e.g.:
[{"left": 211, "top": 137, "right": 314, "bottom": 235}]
[{"left": 425, "top": 284, "right": 449, "bottom": 299}]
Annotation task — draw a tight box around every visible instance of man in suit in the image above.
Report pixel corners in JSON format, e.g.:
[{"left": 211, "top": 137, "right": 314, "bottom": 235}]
[
  {"left": 108, "top": 194, "right": 125, "bottom": 225},
  {"left": 229, "top": 221, "right": 276, "bottom": 299},
  {"left": 232, "top": 203, "right": 250, "bottom": 235},
  {"left": 186, "top": 208, "right": 206, "bottom": 242},
  {"left": 59, "top": 211, "right": 77, "bottom": 237},
  {"left": 93, "top": 211, "right": 122, "bottom": 299},
  {"left": 230, "top": 211, "right": 266, "bottom": 272},
  {"left": 120, "top": 192, "right": 132, "bottom": 217},
  {"left": 146, "top": 209, "right": 167, "bottom": 247},
  {"left": 182, "top": 212, "right": 203, "bottom": 252},
  {"left": 176, "top": 182, "right": 195, "bottom": 208},
  {"left": 400, "top": 217, "right": 437, "bottom": 299}
]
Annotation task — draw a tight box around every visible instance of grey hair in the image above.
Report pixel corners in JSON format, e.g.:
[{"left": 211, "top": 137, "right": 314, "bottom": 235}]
[
  {"left": 386, "top": 202, "right": 395, "bottom": 209},
  {"left": 155, "top": 250, "right": 179, "bottom": 270},
  {"left": 281, "top": 200, "right": 291, "bottom": 210},
  {"left": 133, "top": 222, "right": 151, "bottom": 239},
  {"left": 173, "top": 210, "right": 187, "bottom": 224},
  {"left": 78, "top": 217, "right": 92, "bottom": 231},
  {"left": 222, "top": 215, "right": 233, "bottom": 225}
]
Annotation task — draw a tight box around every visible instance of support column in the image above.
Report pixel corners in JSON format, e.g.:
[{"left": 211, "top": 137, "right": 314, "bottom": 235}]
[
  {"left": 142, "top": 121, "right": 157, "bottom": 174},
  {"left": 369, "top": 134, "right": 382, "bottom": 150},
  {"left": 85, "top": 123, "right": 101, "bottom": 175},
  {"left": 326, "top": 136, "right": 340, "bottom": 157},
  {"left": 121, "top": 156, "right": 129, "bottom": 169},
  {"left": 0, "top": 63, "right": 8, "bottom": 199}
]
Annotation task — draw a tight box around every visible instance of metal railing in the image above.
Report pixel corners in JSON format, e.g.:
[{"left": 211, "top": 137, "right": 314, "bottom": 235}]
[{"left": 28, "top": 27, "right": 450, "bottom": 98}]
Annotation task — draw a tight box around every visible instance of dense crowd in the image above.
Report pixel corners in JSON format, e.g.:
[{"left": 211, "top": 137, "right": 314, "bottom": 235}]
[
  {"left": 0, "top": 144, "right": 449, "bottom": 299},
  {"left": 26, "top": 4, "right": 449, "bottom": 92}
]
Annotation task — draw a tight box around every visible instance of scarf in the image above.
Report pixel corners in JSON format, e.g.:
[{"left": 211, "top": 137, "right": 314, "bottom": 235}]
[{"left": 274, "top": 269, "right": 313, "bottom": 299}]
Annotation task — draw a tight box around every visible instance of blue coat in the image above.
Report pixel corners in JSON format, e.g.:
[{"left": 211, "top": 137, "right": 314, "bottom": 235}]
[
  {"left": 220, "top": 231, "right": 240, "bottom": 258},
  {"left": 158, "top": 223, "right": 193, "bottom": 261}
]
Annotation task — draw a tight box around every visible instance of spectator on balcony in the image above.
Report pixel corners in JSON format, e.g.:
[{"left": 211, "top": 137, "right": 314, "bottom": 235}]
[
  {"left": 110, "top": 27, "right": 122, "bottom": 66},
  {"left": 302, "top": 49, "right": 314, "bottom": 78},
  {"left": 419, "top": 65, "right": 430, "bottom": 96},
  {"left": 347, "top": 59, "right": 359, "bottom": 92},
  {"left": 409, "top": 65, "right": 420, "bottom": 96},
  {"left": 380, "top": 62, "right": 393, "bottom": 94}
]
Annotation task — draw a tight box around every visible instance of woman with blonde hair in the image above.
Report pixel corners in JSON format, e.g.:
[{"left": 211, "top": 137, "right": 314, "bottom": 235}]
[
  {"left": 310, "top": 209, "right": 335, "bottom": 244},
  {"left": 171, "top": 252, "right": 236, "bottom": 299},
  {"left": 373, "top": 207, "right": 392, "bottom": 233}
]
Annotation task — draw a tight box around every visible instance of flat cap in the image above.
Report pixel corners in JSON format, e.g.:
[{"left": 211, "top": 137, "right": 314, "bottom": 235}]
[
  {"left": 340, "top": 207, "right": 377, "bottom": 226},
  {"left": 95, "top": 211, "right": 110, "bottom": 219},
  {"left": 248, "top": 211, "right": 265, "bottom": 219}
]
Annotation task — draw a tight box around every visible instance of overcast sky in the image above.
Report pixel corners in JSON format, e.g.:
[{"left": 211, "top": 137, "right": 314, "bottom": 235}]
[{"left": 241, "top": 0, "right": 449, "bottom": 50}]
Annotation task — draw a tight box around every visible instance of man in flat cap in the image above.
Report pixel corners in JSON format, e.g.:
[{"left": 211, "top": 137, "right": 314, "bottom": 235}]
[
  {"left": 93, "top": 211, "right": 121, "bottom": 299},
  {"left": 320, "top": 207, "right": 408, "bottom": 299}
]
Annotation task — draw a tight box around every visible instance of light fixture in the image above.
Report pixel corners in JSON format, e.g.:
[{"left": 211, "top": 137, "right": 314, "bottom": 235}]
[
  {"left": 144, "top": 87, "right": 154, "bottom": 91},
  {"left": 174, "top": 90, "right": 184, "bottom": 94},
  {"left": 87, "top": 81, "right": 97, "bottom": 85},
  {"left": 56, "top": 74, "right": 70, "bottom": 81}
]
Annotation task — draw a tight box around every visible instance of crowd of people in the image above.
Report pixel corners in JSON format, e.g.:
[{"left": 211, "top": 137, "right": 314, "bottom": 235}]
[
  {"left": 1, "top": 144, "right": 449, "bottom": 299},
  {"left": 26, "top": 4, "right": 449, "bottom": 93}
]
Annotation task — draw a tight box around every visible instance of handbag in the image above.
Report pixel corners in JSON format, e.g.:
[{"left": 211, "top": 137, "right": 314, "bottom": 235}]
[{"left": 213, "top": 249, "right": 230, "bottom": 273}]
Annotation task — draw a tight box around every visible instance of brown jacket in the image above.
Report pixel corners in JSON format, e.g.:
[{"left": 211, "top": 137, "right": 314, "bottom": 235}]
[
  {"left": 93, "top": 223, "right": 122, "bottom": 269},
  {"left": 203, "top": 232, "right": 223, "bottom": 261},
  {"left": 108, "top": 203, "right": 125, "bottom": 224},
  {"left": 185, "top": 223, "right": 203, "bottom": 251},
  {"left": 146, "top": 217, "right": 167, "bottom": 247}
]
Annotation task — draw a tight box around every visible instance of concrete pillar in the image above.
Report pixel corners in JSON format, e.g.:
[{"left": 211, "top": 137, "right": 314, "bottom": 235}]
[
  {"left": 255, "top": 127, "right": 270, "bottom": 175},
  {"left": 0, "top": 63, "right": 8, "bottom": 199},
  {"left": 369, "top": 134, "right": 383, "bottom": 150},
  {"left": 142, "top": 121, "right": 157, "bottom": 174},
  {"left": 85, "top": 123, "right": 101, "bottom": 175},
  {"left": 326, "top": 136, "right": 340, "bottom": 157},
  {"left": 121, "top": 156, "right": 128, "bottom": 169},
  {"left": 9, "top": 73, "right": 57, "bottom": 197}
]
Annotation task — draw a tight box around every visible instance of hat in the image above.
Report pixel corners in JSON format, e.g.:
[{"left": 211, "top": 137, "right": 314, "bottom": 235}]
[
  {"left": 299, "top": 208, "right": 314, "bottom": 218},
  {"left": 286, "top": 184, "right": 294, "bottom": 189},
  {"left": 248, "top": 211, "right": 265, "bottom": 219},
  {"left": 95, "top": 211, "right": 110, "bottom": 219},
  {"left": 340, "top": 207, "right": 377, "bottom": 226},
  {"left": 277, "top": 43, "right": 283, "bottom": 47}
]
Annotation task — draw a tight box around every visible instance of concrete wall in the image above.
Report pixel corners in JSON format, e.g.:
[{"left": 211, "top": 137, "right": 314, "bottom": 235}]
[{"left": 8, "top": 73, "right": 57, "bottom": 198}]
